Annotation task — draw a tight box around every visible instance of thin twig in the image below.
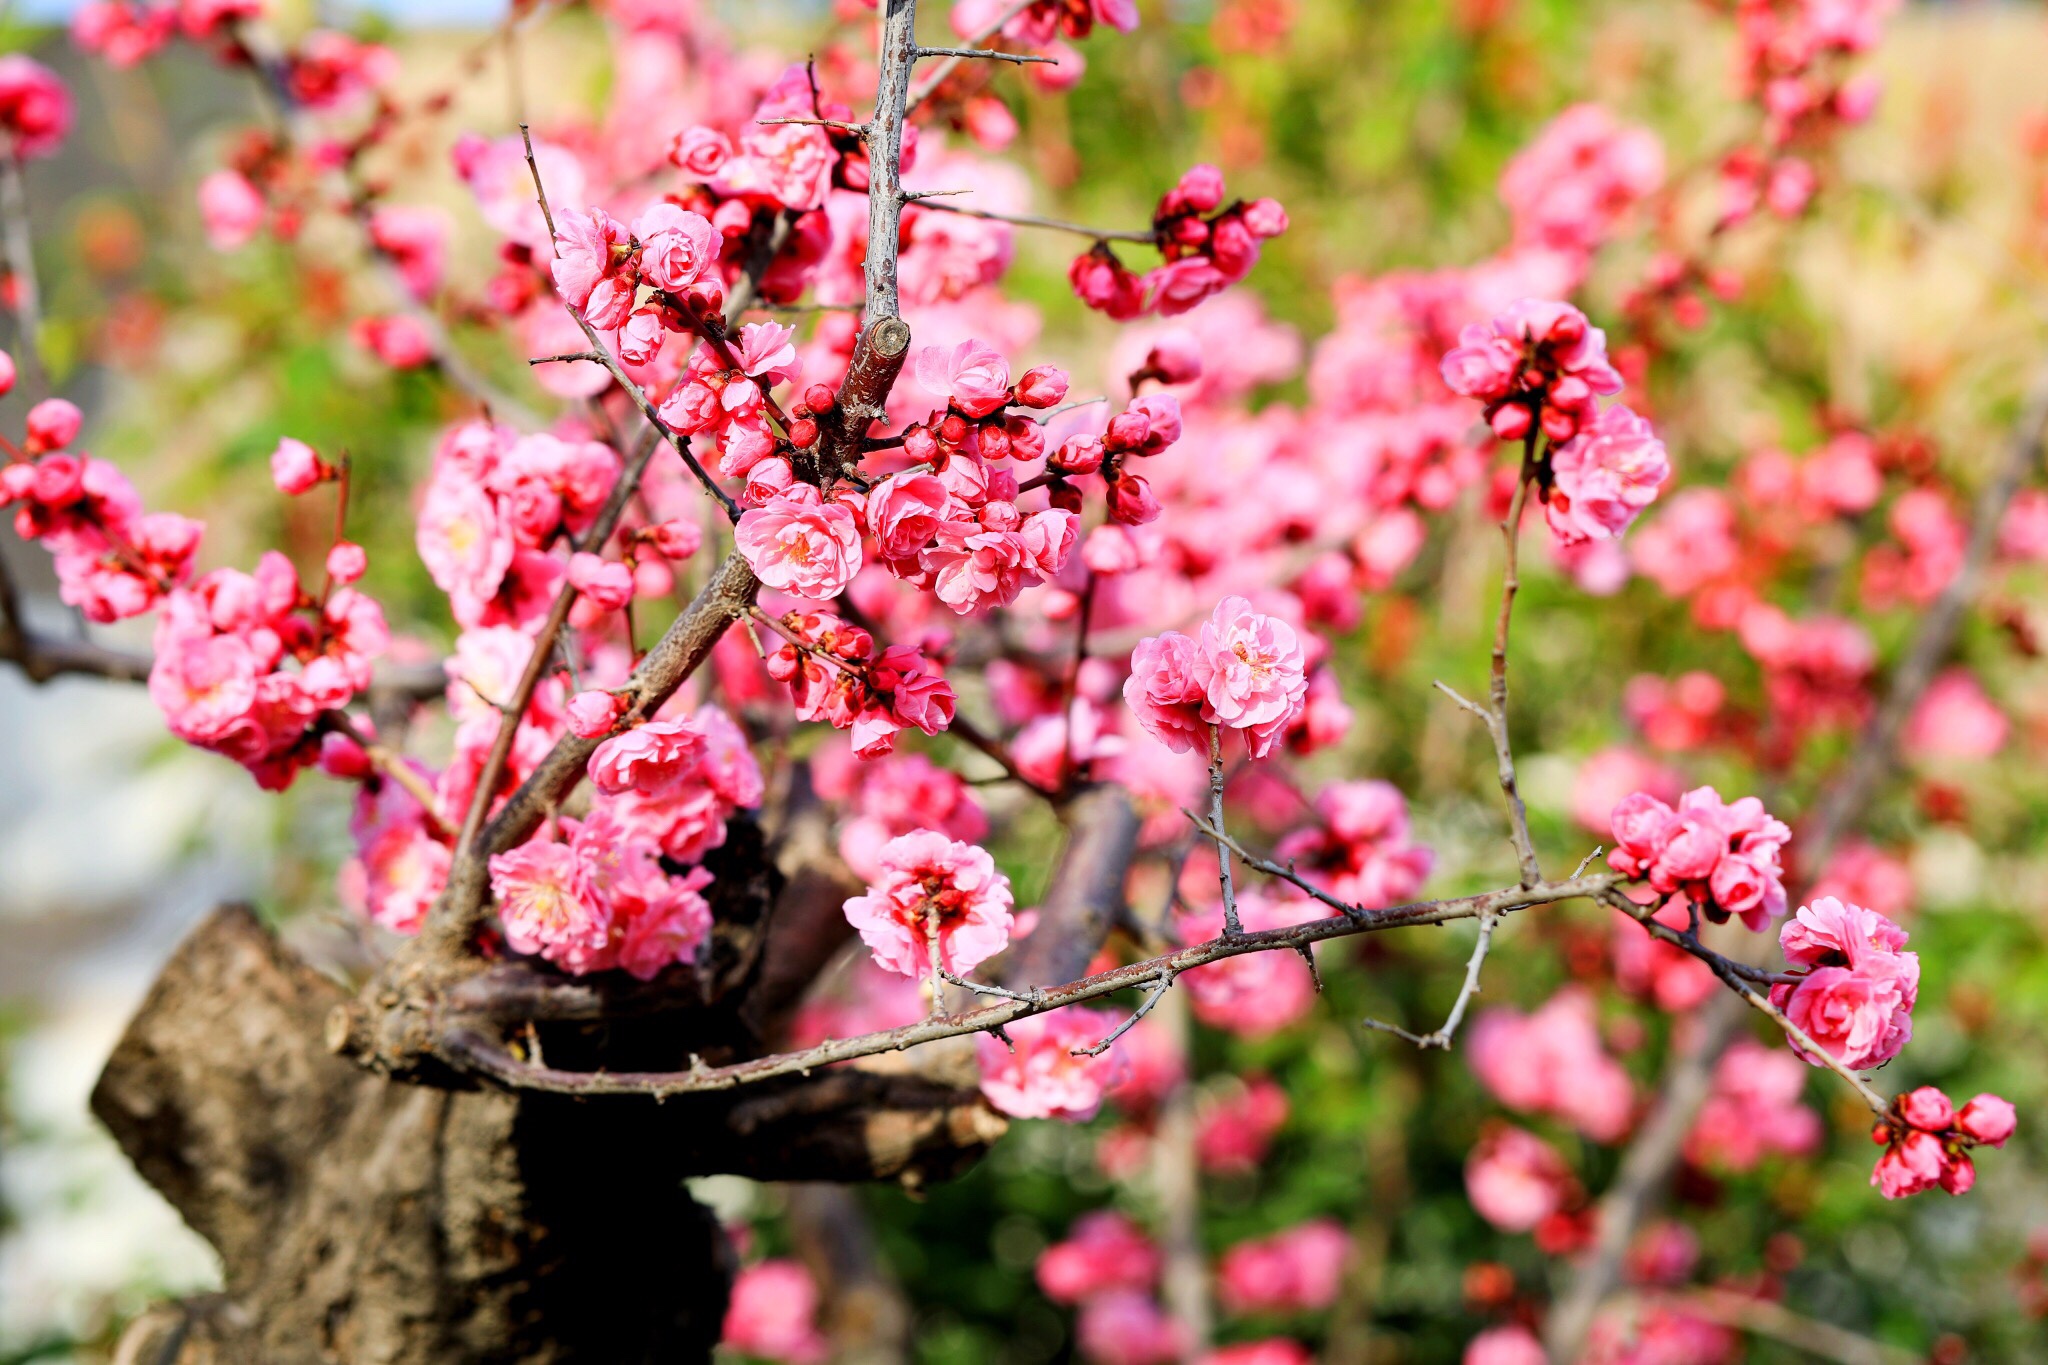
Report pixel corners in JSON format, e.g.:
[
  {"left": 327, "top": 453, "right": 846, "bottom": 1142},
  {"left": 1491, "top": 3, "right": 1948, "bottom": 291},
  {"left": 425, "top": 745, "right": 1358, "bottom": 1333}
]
[
  {"left": 1071, "top": 972, "right": 1173, "bottom": 1057},
  {"left": 908, "top": 197, "right": 1159, "bottom": 244},
  {"left": 914, "top": 46, "right": 1058, "bottom": 66},
  {"left": 1206, "top": 725, "right": 1242, "bottom": 936},
  {"left": 905, "top": 0, "right": 1037, "bottom": 110}
]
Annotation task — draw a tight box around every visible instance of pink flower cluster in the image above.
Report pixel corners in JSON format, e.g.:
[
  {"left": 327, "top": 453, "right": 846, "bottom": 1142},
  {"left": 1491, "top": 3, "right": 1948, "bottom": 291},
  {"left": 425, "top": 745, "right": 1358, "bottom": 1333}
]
[
  {"left": 149, "top": 551, "right": 388, "bottom": 790},
  {"left": 74, "top": 2, "right": 261, "bottom": 68},
  {"left": 487, "top": 809, "right": 713, "bottom": 978},
  {"left": 1870, "top": 1087, "right": 2015, "bottom": 1199},
  {"left": 1464, "top": 1123, "right": 1581, "bottom": 1241},
  {"left": 414, "top": 420, "right": 625, "bottom": 629},
  {"left": 1, "top": 397, "right": 202, "bottom": 624},
  {"left": 1043, "top": 391, "right": 1185, "bottom": 529},
  {"left": 1498, "top": 103, "right": 1664, "bottom": 254},
  {"left": 816, "top": 749, "right": 988, "bottom": 884},
  {"left": 338, "top": 760, "right": 448, "bottom": 936},
  {"left": 841, "top": 828, "right": 1014, "bottom": 980},
  {"left": 1195, "top": 1074, "right": 1290, "bottom": 1173},
  {"left": 1768, "top": 896, "right": 1917, "bottom": 1071},
  {"left": 1215, "top": 1219, "right": 1351, "bottom": 1316},
  {"left": 1736, "top": 604, "right": 1876, "bottom": 747},
  {"left": 659, "top": 323, "right": 807, "bottom": 500},
  {"left": 1273, "top": 779, "right": 1434, "bottom": 909},
  {"left": 976, "top": 1007, "right": 1127, "bottom": 1121},
  {"left": 1036, "top": 1211, "right": 1161, "bottom": 1306},
  {"left": 1177, "top": 888, "right": 1321, "bottom": 1037},
  {"left": 1125, "top": 595, "right": 1311, "bottom": 760},
  {"left": 1469, "top": 988, "right": 1634, "bottom": 1142},
  {"left": 1069, "top": 165, "right": 1288, "bottom": 321},
  {"left": 1543, "top": 404, "right": 1670, "bottom": 547},
  {"left": 1608, "top": 785, "right": 1791, "bottom": 929},
  {"left": 762, "top": 610, "right": 957, "bottom": 759},
  {"left": 1440, "top": 298, "right": 1624, "bottom": 444},
  {"left": 1683, "top": 1038, "right": 1822, "bottom": 1172}
]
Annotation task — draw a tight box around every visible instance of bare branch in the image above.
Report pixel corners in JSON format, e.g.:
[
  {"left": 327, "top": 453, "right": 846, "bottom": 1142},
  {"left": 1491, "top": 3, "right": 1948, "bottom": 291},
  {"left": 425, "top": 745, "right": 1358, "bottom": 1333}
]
[
  {"left": 1071, "top": 973, "right": 1173, "bottom": 1057},
  {"left": 436, "top": 873, "right": 1619, "bottom": 1097},
  {"left": 863, "top": 0, "right": 921, "bottom": 322},
  {"left": 1205, "top": 726, "right": 1243, "bottom": 936}
]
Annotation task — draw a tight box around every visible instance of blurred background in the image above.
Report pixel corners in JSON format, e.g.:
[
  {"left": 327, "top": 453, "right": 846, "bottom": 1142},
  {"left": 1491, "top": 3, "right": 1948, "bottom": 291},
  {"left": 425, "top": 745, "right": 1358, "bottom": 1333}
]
[{"left": 6, "top": 1, "right": 2048, "bottom": 1361}]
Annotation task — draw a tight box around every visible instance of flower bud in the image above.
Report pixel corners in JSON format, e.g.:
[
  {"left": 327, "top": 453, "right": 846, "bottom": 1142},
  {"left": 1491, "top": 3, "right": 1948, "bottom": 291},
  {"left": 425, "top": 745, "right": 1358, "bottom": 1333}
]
[
  {"left": 317, "top": 730, "right": 372, "bottom": 780},
  {"left": 787, "top": 417, "right": 819, "bottom": 448},
  {"left": 1014, "top": 364, "right": 1070, "bottom": 408},
  {"left": 566, "top": 689, "right": 628, "bottom": 738},
  {"left": 1939, "top": 1153, "right": 1976, "bottom": 1196},
  {"left": 326, "top": 540, "right": 368, "bottom": 584},
  {"left": 31, "top": 453, "right": 83, "bottom": 506},
  {"left": 25, "top": 398, "right": 82, "bottom": 454},
  {"left": 1051, "top": 434, "right": 1104, "bottom": 476},
  {"left": 270, "top": 437, "right": 331, "bottom": 496},
  {"left": 1898, "top": 1087, "right": 1955, "bottom": 1133},
  {"left": 904, "top": 424, "right": 939, "bottom": 463},
  {"left": 567, "top": 551, "right": 635, "bottom": 611},
  {"left": 0, "top": 349, "right": 15, "bottom": 398},
  {"left": 1005, "top": 415, "right": 1045, "bottom": 463},
  {"left": 805, "top": 383, "right": 836, "bottom": 413},
  {"left": 1105, "top": 410, "right": 1151, "bottom": 451},
  {"left": 938, "top": 412, "right": 970, "bottom": 446},
  {"left": 1489, "top": 404, "right": 1533, "bottom": 442},
  {"left": 1108, "top": 471, "right": 1161, "bottom": 525},
  {"left": 1242, "top": 197, "right": 1289, "bottom": 238},
  {"left": 647, "top": 518, "right": 702, "bottom": 560},
  {"left": 1176, "top": 163, "right": 1226, "bottom": 213},
  {"left": 977, "top": 420, "right": 1010, "bottom": 460},
  {"left": 1956, "top": 1094, "right": 2017, "bottom": 1148}
]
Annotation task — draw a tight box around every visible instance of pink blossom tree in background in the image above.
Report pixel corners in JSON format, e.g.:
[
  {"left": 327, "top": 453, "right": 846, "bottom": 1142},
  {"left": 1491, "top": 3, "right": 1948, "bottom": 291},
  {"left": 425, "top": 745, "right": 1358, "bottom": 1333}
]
[{"left": 0, "top": 0, "right": 2041, "bottom": 1361}]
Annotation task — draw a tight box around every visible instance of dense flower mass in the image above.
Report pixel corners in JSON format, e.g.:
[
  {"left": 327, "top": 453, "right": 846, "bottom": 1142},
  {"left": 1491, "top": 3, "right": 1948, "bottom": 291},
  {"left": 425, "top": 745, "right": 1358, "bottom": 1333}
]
[{"left": 1608, "top": 785, "right": 1791, "bottom": 929}]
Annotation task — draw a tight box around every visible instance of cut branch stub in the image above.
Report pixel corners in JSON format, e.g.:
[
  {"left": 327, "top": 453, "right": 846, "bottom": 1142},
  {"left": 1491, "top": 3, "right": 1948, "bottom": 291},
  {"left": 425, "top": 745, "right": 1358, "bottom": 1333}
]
[{"left": 819, "top": 315, "right": 912, "bottom": 478}]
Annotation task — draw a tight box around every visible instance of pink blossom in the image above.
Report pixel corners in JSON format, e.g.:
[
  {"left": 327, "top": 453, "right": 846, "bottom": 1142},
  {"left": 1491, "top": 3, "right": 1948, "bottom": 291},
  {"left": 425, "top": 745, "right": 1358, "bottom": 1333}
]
[
  {"left": 1630, "top": 488, "right": 1740, "bottom": 598},
  {"left": 720, "top": 1260, "right": 828, "bottom": 1364},
  {"left": 735, "top": 486, "right": 863, "bottom": 599},
  {"left": 367, "top": 205, "right": 451, "bottom": 301},
  {"left": 1273, "top": 779, "right": 1434, "bottom": 908},
  {"left": 1465, "top": 1124, "right": 1575, "bottom": 1232},
  {"left": 1201, "top": 1341, "right": 1312, "bottom": 1365},
  {"left": 1188, "top": 595, "right": 1309, "bottom": 758},
  {"left": 1036, "top": 1211, "right": 1161, "bottom": 1304},
  {"left": 1468, "top": 987, "right": 1634, "bottom": 1141},
  {"left": 1195, "top": 1074, "right": 1289, "bottom": 1173},
  {"left": 326, "top": 541, "right": 367, "bottom": 584},
  {"left": 842, "top": 829, "right": 1014, "bottom": 979},
  {"left": 976, "top": 1007, "right": 1127, "bottom": 1121},
  {"left": 1498, "top": 103, "right": 1663, "bottom": 253},
  {"left": 0, "top": 56, "right": 73, "bottom": 159},
  {"left": 915, "top": 337, "right": 1012, "bottom": 418},
  {"left": 1463, "top": 1325, "right": 1548, "bottom": 1365},
  {"left": 567, "top": 551, "right": 634, "bottom": 612},
  {"left": 1872, "top": 1128, "right": 1948, "bottom": 1200},
  {"left": 669, "top": 126, "right": 733, "bottom": 179},
  {"left": 1769, "top": 898, "right": 1918, "bottom": 1070},
  {"left": 920, "top": 519, "right": 1031, "bottom": 613},
  {"left": 268, "top": 438, "right": 328, "bottom": 496},
  {"left": 587, "top": 717, "right": 707, "bottom": 796},
  {"left": 566, "top": 689, "right": 626, "bottom": 738},
  {"left": 1574, "top": 747, "right": 1680, "bottom": 835},
  {"left": 353, "top": 315, "right": 434, "bottom": 368},
  {"left": 26, "top": 399, "right": 82, "bottom": 452},
  {"left": 631, "top": 202, "right": 719, "bottom": 292},
  {"left": 489, "top": 839, "right": 612, "bottom": 964},
  {"left": 549, "top": 207, "right": 631, "bottom": 314},
  {"left": 736, "top": 320, "right": 802, "bottom": 386},
  {"left": 1544, "top": 404, "right": 1669, "bottom": 545},
  {"left": 1903, "top": 668, "right": 2007, "bottom": 761},
  {"left": 1684, "top": 1038, "right": 1821, "bottom": 1171},
  {"left": 198, "top": 169, "right": 266, "bottom": 250},
  {"left": 835, "top": 753, "right": 987, "bottom": 884},
  {"left": 867, "top": 471, "right": 951, "bottom": 562},
  {"left": 1179, "top": 889, "right": 1319, "bottom": 1037},
  {"left": 1074, "top": 1290, "right": 1182, "bottom": 1365},
  {"left": 1215, "top": 1219, "right": 1351, "bottom": 1316}
]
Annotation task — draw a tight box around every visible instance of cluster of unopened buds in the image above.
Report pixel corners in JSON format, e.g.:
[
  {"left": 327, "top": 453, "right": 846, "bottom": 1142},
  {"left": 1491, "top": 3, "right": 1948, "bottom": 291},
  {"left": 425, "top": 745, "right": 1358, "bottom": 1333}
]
[
  {"left": 1044, "top": 391, "right": 1182, "bottom": 525},
  {"left": 0, "top": 379, "right": 203, "bottom": 624},
  {"left": 1069, "top": 164, "right": 1289, "bottom": 321},
  {"left": 1870, "top": 1087, "right": 2016, "bottom": 1199},
  {"left": 762, "top": 611, "right": 958, "bottom": 759}
]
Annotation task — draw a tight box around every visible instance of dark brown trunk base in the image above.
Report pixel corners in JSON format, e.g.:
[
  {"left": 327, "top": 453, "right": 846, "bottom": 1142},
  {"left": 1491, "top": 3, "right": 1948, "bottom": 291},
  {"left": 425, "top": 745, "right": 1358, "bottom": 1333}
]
[{"left": 92, "top": 906, "right": 736, "bottom": 1364}]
